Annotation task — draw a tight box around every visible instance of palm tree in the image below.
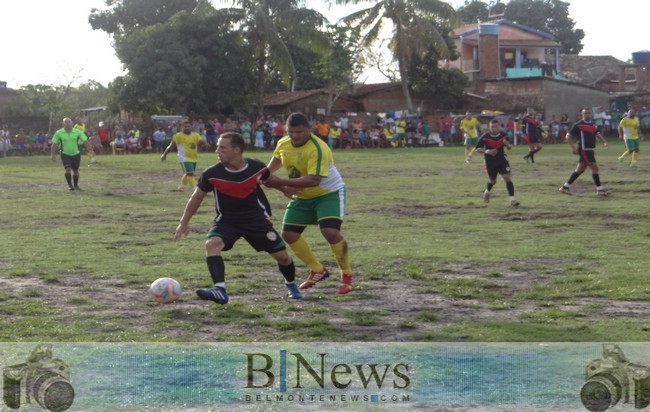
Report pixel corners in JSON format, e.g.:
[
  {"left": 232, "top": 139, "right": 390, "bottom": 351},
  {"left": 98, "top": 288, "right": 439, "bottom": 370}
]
[
  {"left": 216, "top": 0, "right": 330, "bottom": 116},
  {"left": 336, "top": 0, "right": 458, "bottom": 112}
]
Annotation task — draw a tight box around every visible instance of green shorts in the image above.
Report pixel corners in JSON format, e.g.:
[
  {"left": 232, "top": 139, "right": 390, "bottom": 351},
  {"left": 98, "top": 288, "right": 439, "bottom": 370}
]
[
  {"left": 283, "top": 189, "right": 346, "bottom": 227},
  {"left": 181, "top": 162, "right": 197, "bottom": 173},
  {"left": 465, "top": 137, "right": 478, "bottom": 146},
  {"left": 625, "top": 139, "right": 640, "bottom": 150}
]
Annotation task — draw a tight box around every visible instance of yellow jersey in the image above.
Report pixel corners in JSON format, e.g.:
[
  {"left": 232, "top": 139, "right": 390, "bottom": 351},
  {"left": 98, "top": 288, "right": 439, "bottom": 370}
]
[
  {"left": 272, "top": 134, "right": 344, "bottom": 199},
  {"left": 619, "top": 116, "right": 641, "bottom": 140},
  {"left": 460, "top": 117, "right": 481, "bottom": 138},
  {"left": 172, "top": 131, "right": 202, "bottom": 162}
]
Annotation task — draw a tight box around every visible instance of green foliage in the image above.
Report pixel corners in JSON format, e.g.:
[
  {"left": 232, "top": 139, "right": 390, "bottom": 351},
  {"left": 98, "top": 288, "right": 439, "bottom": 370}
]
[
  {"left": 113, "top": 11, "right": 255, "bottom": 115},
  {"left": 504, "top": 0, "right": 583, "bottom": 54},
  {"left": 340, "top": 0, "right": 459, "bottom": 112},
  {"left": 455, "top": 0, "right": 584, "bottom": 54},
  {"left": 221, "top": 0, "right": 331, "bottom": 115},
  {"left": 408, "top": 38, "right": 469, "bottom": 109},
  {"left": 88, "top": 0, "right": 199, "bottom": 36}
]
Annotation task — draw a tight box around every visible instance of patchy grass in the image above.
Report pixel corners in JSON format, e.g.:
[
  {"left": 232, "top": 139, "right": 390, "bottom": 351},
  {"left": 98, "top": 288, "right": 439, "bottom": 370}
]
[{"left": 1, "top": 141, "right": 650, "bottom": 342}]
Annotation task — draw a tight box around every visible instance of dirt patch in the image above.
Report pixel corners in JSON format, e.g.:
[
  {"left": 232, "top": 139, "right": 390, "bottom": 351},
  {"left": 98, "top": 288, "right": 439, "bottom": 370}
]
[{"left": 4, "top": 257, "right": 649, "bottom": 342}]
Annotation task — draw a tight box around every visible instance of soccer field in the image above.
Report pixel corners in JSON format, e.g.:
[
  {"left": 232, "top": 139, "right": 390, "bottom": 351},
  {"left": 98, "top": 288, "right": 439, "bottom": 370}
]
[{"left": 1, "top": 141, "right": 648, "bottom": 342}]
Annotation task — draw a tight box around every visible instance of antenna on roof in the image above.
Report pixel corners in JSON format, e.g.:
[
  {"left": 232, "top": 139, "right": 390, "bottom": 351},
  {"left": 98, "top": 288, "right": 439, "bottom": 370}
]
[{"left": 487, "top": 12, "right": 504, "bottom": 20}]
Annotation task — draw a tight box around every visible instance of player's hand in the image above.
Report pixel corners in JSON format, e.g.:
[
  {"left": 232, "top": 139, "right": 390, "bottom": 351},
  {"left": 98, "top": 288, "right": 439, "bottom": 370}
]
[
  {"left": 281, "top": 186, "right": 301, "bottom": 199},
  {"left": 604, "top": 143, "right": 609, "bottom": 149},
  {"left": 160, "top": 154, "right": 167, "bottom": 161},
  {"left": 485, "top": 149, "right": 495, "bottom": 156},
  {"left": 174, "top": 223, "right": 189, "bottom": 241},
  {"left": 572, "top": 148, "right": 578, "bottom": 155}
]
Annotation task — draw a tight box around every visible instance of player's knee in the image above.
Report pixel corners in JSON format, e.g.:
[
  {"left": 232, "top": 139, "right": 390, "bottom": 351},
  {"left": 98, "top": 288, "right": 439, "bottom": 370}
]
[
  {"left": 281, "top": 230, "right": 301, "bottom": 245},
  {"left": 273, "top": 250, "right": 292, "bottom": 266},
  {"left": 205, "top": 237, "right": 224, "bottom": 253},
  {"left": 320, "top": 227, "right": 343, "bottom": 244}
]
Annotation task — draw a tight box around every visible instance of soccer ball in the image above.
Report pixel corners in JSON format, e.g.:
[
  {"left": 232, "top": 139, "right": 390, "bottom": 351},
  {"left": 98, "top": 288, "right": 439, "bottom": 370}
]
[{"left": 149, "top": 277, "right": 182, "bottom": 303}]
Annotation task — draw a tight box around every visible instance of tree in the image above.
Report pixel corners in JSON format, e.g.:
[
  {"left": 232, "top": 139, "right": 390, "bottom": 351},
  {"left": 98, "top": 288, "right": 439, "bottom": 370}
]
[
  {"left": 113, "top": 11, "right": 256, "bottom": 115},
  {"left": 214, "top": 0, "right": 330, "bottom": 116},
  {"left": 406, "top": 21, "right": 468, "bottom": 110},
  {"left": 457, "top": 0, "right": 507, "bottom": 23},
  {"left": 338, "top": 0, "right": 459, "bottom": 113},
  {"left": 504, "top": 0, "right": 583, "bottom": 54},
  {"left": 89, "top": 0, "right": 199, "bottom": 35},
  {"left": 454, "top": 0, "right": 583, "bottom": 54},
  {"left": 457, "top": 0, "right": 490, "bottom": 23},
  {"left": 313, "top": 24, "right": 364, "bottom": 115}
]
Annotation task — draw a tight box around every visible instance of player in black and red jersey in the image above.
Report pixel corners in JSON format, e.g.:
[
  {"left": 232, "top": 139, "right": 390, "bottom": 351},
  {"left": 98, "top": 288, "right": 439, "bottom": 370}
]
[
  {"left": 475, "top": 119, "right": 520, "bottom": 207},
  {"left": 559, "top": 107, "right": 610, "bottom": 196},
  {"left": 173, "top": 132, "right": 302, "bottom": 304},
  {"left": 521, "top": 107, "right": 543, "bottom": 164}
]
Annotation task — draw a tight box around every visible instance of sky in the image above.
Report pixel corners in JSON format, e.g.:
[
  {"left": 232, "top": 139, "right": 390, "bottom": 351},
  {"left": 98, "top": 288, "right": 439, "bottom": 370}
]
[{"left": 0, "top": 0, "right": 646, "bottom": 89}]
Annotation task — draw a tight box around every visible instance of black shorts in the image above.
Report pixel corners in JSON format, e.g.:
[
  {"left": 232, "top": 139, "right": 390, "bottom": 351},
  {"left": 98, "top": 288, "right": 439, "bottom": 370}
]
[
  {"left": 578, "top": 149, "right": 597, "bottom": 165},
  {"left": 207, "top": 219, "right": 286, "bottom": 253},
  {"left": 486, "top": 161, "right": 511, "bottom": 180},
  {"left": 61, "top": 153, "right": 81, "bottom": 171},
  {"left": 526, "top": 134, "right": 541, "bottom": 144}
]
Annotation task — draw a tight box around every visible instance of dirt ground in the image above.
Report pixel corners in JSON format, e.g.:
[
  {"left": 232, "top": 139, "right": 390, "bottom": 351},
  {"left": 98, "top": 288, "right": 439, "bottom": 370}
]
[{"left": 4, "top": 257, "right": 649, "bottom": 342}]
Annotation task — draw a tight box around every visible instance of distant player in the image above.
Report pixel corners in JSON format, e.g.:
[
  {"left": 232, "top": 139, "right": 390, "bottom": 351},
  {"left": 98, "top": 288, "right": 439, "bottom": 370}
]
[
  {"left": 618, "top": 108, "right": 644, "bottom": 167},
  {"left": 475, "top": 119, "right": 519, "bottom": 207},
  {"left": 559, "top": 107, "right": 609, "bottom": 196},
  {"left": 521, "top": 107, "right": 543, "bottom": 164},
  {"left": 460, "top": 111, "right": 481, "bottom": 163},
  {"left": 50, "top": 117, "right": 94, "bottom": 191},
  {"left": 161, "top": 120, "right": 205, "bottom": 192}
]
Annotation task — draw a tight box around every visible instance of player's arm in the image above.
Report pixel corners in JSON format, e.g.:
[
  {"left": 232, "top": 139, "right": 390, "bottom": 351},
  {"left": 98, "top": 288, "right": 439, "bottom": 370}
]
[
  {"left": 261, "top": 173, "right": 301, "bottom": 198},
  {"left": 264, "top": 173, "right": 321, "bottom": 189},
  {"left": 474, "top": 137, "right": 488, "bottom": 154},
  {"left": 618, "top": 122, "right": 624, "bottom": 139},
  {"left": 265, "top": 154, "right": 321, "bottom": 188},
  {"left": 174, "top": 187, "right": 207, "bottom": 241},
  {"left": 504, "top": 135, "right": 512, "bottom": 150},
  {"left": 266, "top": 156, "right": 283, "bottom": 173},
  {"left": 565, "top": 132, "right": 578, "bottom": 154},
  {"left": 83, "top": 137, "right": 94, "bottom": 157},
  {"left": 50, "top": 141, "right": 59, "bottom": 161},
  {"left": 596, "top": 132, "right": 609, "bottom": 148},
  {"left": 161, "top": 140, "right": 177, "bottom": 161}
]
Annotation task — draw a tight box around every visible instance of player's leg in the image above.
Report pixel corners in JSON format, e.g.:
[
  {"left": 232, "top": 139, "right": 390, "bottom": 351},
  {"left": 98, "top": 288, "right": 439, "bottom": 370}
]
[
  {"left": 500, "top": 166, "right": 518, "bottom": 206},
  {"left": 588, "top": 162, "right": 607, "bottom": 196},
  {"left": 630, "top": 146, "right": 639, "bottom": 166},
  {"left": 196, "top": 228, "right": 231, "bottom": 304},
  {"left": 483, "top": 167, "right": 498, "bottom": 203},
  {"left": 269, "top": 249, "right": 302, "bottom": 299},
  {"left": 619, "top": 139, "right": 634, "bottom": 163},
  {"left": 248, "top": 223, "right": 302, "bottom": 300},
  {"left": 560, "top": 161, "right": 587, "bottom": 194},
  {"left": 316, "top": 191, "right": 353, "bottom": 294},
  {"left": 71, "top": 154, "right": 82, "bottom": 189},
  {"left": 60, "top": 154, "right": 74, "bottom": 190}
]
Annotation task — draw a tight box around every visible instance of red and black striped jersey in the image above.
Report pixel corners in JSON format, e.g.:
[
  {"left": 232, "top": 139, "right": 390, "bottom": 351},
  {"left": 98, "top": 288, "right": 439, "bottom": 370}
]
[
  {"left": 197, "top": 158, "right": 273, "bottom": 223},
  {"left": 568, "top": 120, "right": 599, "bottom": 150}
]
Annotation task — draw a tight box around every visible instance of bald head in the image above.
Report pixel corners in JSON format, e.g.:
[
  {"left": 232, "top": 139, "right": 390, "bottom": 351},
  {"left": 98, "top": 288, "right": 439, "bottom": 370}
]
[{"left": 62, "top": 118, "right": 73, "bottom": 131}]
